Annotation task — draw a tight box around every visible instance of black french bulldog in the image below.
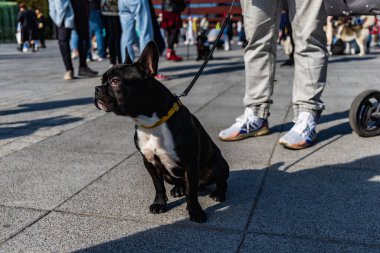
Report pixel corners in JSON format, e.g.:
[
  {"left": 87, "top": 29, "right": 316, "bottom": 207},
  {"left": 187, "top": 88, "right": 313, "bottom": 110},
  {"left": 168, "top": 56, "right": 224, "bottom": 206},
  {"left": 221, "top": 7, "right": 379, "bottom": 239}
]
[{"left": 94, "top": 41, "right": 229, "bottom": 223}]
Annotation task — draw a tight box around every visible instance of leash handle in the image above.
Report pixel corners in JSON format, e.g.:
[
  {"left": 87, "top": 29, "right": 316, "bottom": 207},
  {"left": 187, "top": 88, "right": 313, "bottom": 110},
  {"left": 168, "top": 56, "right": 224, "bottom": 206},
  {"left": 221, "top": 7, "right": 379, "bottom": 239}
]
[{"left": 179, "top": 1, "right": 235, "bottom": 97}]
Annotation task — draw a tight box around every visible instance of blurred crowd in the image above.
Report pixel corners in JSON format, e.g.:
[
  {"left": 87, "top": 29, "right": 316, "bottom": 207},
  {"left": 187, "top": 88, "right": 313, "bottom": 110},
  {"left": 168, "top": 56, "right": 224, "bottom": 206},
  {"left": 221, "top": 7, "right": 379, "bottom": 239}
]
[
  {"left": 278, "top": 11, "right": 380, "bottom": 67},
  {"left": 16, "top": 2, "right": 46, "bottom": 52},
  {"left": 15, "top": 0, "right": 380, "bottom": 80}
]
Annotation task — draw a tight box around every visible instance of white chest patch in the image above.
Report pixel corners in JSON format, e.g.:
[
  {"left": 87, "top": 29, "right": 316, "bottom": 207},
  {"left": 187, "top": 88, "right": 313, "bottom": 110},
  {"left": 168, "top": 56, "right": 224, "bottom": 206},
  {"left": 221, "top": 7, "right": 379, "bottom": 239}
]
[{"left": 137, "top": 122, "right": 180, "bottom": 175}]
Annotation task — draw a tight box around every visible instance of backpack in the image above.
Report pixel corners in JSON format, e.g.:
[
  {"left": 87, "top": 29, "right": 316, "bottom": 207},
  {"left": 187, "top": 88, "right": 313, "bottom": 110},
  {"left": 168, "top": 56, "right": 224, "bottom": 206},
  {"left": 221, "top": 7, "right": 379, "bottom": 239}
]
[{"left": 324, "top": 0, "right": 380, "bottom": 16}]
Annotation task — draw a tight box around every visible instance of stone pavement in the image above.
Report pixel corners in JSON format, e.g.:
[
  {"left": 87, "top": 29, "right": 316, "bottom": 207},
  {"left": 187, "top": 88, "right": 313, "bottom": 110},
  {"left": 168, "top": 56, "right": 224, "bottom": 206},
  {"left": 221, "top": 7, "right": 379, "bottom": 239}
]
[{"left": 0, "top": 41, "right": 380, "bottom": 253}]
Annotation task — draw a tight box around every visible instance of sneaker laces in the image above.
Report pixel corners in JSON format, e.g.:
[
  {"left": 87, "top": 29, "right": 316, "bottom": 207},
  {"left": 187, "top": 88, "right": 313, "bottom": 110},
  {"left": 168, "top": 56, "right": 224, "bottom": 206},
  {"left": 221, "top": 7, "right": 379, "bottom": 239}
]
[
  {"left": 232, "top": 108, "right": 262, "bottom": 133},
  {"left": 291, "top": 112, "right": 316, "bottom": 137}
]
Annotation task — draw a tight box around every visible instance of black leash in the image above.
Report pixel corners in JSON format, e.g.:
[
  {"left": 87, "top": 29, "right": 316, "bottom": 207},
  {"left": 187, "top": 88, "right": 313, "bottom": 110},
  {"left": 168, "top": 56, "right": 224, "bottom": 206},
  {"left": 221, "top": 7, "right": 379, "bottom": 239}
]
[{"left": 178, "top": 0, "right": 236, "bottom": 98}]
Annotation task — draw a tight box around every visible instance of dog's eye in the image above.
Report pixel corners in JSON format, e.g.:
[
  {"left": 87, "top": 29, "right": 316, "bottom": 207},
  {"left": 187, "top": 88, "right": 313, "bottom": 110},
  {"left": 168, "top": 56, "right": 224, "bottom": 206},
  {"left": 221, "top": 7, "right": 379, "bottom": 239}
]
[{"left": 110, "top": 78, "right": 120, "bottom": 86}]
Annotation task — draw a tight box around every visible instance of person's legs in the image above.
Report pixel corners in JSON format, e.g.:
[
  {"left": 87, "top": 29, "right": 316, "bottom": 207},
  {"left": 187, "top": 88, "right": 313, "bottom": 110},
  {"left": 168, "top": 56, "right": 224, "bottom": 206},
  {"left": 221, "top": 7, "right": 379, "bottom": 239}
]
[
  {"left": 119, "top": 0, "right": 138, "bottom": 61},
  {"left": 166, "top": 27, "right": 182, "bottom": 61},
  {"left": 288, "top": 0, "right": 328, "bottom": 121},
  {"left": 107, "top": 17, "right": 116, "bottom": 65},
  {"left": 57, "top": 26, "right": 73, "bottom": 71},
  {"left": 77, "top": 29, "right": 89, "bottom": 68},
  {"left": 278, "top": 0, "right": 328, "bottom": 149},
  {"left": 108, "top": 16, "right": 122, "bottom": 65},
  {"left": 57, "top": 25, "right": 74, "bottom": 79},
  {"left": 39, "top": 28, "right": 46, "bottom": 48},
  {"left": 90, "top": 10, "right": 106, "bottom": 58},
  {"left": 70, "top": 30, "right": 79, "bottom": 58},
  {"left": 20, "top": 28, "right": 28, "bottom": 51},
  {"left": 242, "top": 0, "right": 283, "bottom": 118},
  {"left": 135, "top": 0, "right": 154, "bottom": 53},
  {"left": 71, "top": 0, "right": 97, "bottom": 77},
  {"left": 167, "top": 28, "right": 176, "bottom": 49},
  {"left": 219, "top": 0, "right": 283, "bottom": 141},
  {"left": 71, "top": 0, "right": 89, "bottom": 67},
  {"left": 114, "top": 17, "right": 122, "bottom": 64}
]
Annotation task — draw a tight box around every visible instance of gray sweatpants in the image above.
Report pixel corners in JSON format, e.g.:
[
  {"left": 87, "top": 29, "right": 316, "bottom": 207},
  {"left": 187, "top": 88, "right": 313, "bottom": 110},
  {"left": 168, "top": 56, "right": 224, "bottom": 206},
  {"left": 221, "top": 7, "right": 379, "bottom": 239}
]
[{"left": 241, "top": 0, "right": 328, "bottom": 121}]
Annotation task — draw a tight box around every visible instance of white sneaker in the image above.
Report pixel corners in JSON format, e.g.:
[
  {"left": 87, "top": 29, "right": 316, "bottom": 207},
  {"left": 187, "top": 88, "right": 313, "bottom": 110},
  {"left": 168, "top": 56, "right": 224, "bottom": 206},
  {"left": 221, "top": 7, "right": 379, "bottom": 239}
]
[
  {"left": 218, "top": 108, "right": 270, "bottom": 141},
  {"left": 279, "top": 112, "right": 317, "bottom": 149}
]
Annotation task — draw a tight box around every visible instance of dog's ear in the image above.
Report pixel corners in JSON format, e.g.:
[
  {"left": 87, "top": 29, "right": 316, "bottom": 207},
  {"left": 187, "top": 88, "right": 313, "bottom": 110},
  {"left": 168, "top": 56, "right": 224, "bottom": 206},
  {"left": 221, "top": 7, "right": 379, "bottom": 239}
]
[
  {"left": 124, "top": 47, "right": 133, "bottom": 65},
  {"left": 137, "top": 41, "right": 159, "bottom": 77}
]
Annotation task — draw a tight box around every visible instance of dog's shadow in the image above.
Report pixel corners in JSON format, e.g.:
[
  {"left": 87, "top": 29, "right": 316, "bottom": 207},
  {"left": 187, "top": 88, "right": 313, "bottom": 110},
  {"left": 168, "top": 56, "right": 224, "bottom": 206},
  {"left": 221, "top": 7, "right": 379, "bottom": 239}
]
[{"left": 72, "top": 155, "right": 380, "bottom": 252}]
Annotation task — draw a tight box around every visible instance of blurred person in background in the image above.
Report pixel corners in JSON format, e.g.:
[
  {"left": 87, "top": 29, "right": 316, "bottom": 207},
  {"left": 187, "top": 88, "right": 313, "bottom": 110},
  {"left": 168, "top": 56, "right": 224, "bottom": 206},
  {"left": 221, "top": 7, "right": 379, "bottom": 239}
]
[
  {"left": 223, "top": 13, "right": 233, "bottom": 51},
  {"left": 49, "top": 0, "right": 98, "bottom": 80},
  {"left": 161, "top": 0, "right": 186, "bottom": 61},
  {"left": 35, "top": 7, "right": 46, "bottom": 48},
  {"left": 88, "top": 0, "right": 106, "bottom": 61},
  {"left": 200, "top": 13, "right": 209, "bottom": 33},
  {"left": 49, "top": 0, "right": 75, "bottom": 79},
  {"left": 119, "top": 0, "right": 153, "bottom": 62},
  {"left": 17, "top": 2, "right": 38, "bottom": 52},
  {"left": 101, "top": 0, "right": 122, "bottom": 66},
  {"left": 70, "top": 0, "right": 98, "bottom": 76}
]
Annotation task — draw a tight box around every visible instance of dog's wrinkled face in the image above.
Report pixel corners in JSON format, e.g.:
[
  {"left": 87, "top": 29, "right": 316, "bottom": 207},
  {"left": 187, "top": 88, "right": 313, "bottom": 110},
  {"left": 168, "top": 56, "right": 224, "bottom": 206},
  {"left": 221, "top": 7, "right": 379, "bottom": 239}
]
[{"left": 94, "top": 41, "right": 159, "bottom": 117}]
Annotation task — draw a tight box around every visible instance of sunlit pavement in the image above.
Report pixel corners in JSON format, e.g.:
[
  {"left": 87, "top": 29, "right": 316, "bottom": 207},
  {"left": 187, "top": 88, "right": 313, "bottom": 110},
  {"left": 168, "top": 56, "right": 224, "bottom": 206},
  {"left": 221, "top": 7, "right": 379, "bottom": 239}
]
[{"left": 0, "top": 40, "right": 380, "bottom": 252}]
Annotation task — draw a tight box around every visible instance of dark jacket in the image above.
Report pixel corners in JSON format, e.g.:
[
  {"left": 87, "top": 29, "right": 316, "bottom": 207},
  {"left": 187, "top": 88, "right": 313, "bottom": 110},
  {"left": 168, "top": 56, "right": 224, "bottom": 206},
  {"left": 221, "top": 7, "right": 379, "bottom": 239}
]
[{"left": 17, "top": 9, "right": 38, "bottom": 30}]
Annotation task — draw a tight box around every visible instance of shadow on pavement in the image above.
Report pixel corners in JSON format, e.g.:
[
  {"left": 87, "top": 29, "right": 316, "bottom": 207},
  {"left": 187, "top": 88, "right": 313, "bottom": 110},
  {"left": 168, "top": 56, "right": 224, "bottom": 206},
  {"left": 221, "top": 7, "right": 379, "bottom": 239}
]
[
  {"left": 159, "top": 58, "right": 243, "bottom": 72},
  {"left": 170, "top": 64, "right": 245, "bottom": 79},
  {"left": 0, "top": 115, "right": 83, "bottom": 140},
  {"left": 0, "top": 98, "right": 93, "bottom": 116},
  {"left": 72, "top": 155, "right": 380, "bottom": 252},
  {"left": 328, "top": 56, "right": 375, "bottom": 64}
]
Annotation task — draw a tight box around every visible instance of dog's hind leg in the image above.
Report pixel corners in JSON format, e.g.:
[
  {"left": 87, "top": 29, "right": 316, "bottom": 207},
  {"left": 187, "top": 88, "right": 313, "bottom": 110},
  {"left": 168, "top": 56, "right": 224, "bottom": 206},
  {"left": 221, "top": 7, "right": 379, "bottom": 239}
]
[
  {"left": 209, "top": 156, "right": 229, "bottom": 202},
  {"left": 143, "top": 158, "right": 168, "bottom": 214}
]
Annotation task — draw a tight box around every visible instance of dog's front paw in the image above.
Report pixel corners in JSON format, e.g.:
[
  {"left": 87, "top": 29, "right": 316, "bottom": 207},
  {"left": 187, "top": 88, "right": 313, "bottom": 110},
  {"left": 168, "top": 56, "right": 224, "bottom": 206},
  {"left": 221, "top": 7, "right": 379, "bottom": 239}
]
[
  {"left": 170, "top": 185, "right": 185, "bottom": 198},
  {"left": 209, "top": 190, "right": 226, "bottom": 202},
  {"left": 188, "top": 206, "right": 207, "bottom": 223},
  {"left": 189, "top": 209, "right": 207, "bottom": 223},
  {"left": 149, "top": 203, "right": 166, "bottom": 214}
]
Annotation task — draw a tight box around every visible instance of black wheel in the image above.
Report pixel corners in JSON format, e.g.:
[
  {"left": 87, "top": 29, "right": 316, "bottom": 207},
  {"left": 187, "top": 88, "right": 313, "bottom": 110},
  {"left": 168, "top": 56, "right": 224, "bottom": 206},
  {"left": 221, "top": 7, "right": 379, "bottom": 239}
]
[{"left": 349, "top": 89, "right": 380, "bottom": 137}]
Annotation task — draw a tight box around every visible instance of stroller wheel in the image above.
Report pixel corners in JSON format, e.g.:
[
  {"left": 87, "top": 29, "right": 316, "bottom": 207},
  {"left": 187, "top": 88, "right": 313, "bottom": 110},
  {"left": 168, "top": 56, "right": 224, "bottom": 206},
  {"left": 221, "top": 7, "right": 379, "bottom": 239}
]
[{"left": 349, "top": 89, "right": 380, "bottom": 137}]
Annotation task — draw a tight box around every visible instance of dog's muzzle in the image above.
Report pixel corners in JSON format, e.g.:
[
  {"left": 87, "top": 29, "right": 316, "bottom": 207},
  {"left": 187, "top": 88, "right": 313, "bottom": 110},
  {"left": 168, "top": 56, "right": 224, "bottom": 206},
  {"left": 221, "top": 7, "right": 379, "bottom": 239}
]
[{"left": 94, "top": 86, "right": 114, "bottom": 112}]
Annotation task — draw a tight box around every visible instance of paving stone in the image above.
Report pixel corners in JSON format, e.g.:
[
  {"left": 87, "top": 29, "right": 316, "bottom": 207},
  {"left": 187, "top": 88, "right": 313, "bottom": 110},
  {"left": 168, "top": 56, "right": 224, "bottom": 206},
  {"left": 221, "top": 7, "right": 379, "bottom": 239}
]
[
  {"left": 240, "top": 233, "right": 380, "bottom": 253},
  {"left": 248, "top": 164, "right": 380, "bottom": 245},
  {"left": 0, "top": 206, "right": 46, "bottom": 244},
  {"left": 1, "top": 40, "right": 380, "bottom": 251},
  {"left": 0, "top": 211, "right": 243, "bottom": 253},
  {"left": 57, "top": 154, "right": 266, "bottom": 230},
  {"left": 35, "top": 114, "right": 137, "bottom": 155},
  {"left": 0, "top": 148, "right": 127, "bottom": 210}
]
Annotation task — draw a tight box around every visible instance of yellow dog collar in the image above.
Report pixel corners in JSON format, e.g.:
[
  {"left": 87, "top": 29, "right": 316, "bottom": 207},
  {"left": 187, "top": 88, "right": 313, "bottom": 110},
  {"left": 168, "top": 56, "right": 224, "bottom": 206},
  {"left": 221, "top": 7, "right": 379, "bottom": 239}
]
[{"left": 140, "top": 100, "right": 183, "bottom": 129}]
